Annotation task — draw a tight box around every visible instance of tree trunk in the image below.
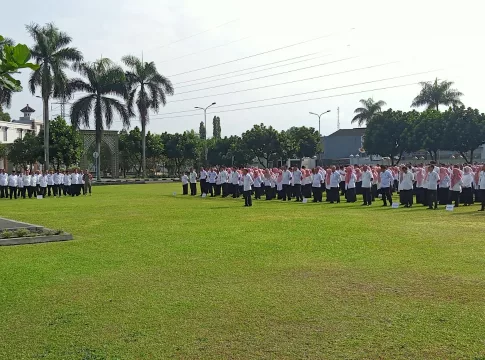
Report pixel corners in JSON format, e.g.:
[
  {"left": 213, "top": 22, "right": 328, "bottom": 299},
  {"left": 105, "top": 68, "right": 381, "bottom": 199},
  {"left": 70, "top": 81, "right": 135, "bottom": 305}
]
[
  {"left": 459, "top": 151, "right": 470, "bottom": 164},
  {"left": 43, "top": 96, "right": 50, "bottom": 171},
  {"left": 142, "top": 122, "right": 146, "bottom": 178},
  {"left": 96, "top": 141, "right": 101, "bottom": 181},
  {"left": 470, "top": 150, "right": 474, "bottom": 164}
]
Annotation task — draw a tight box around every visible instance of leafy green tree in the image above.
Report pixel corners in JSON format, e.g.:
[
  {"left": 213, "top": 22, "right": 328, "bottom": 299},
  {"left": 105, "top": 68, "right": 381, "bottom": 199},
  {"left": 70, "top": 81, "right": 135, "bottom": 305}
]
[
  {"left": 364, "top": 109, "right": 418, "bottom": 165},
  {"left": 69, "top": 58, "right": 130, "bottom": 180},
  {"left": 443, "top": 106, "right": 485, "bottom": 163},
  {"left": 145, "top": 131, "right": 164, "bottom": 176},
  {"left": 411, "top": 78, "right": 463, "bottom": 111},
  {"left": 212, "top": 116, "right": 221, "bottom": 139},
  {"left": 284, "top": 126, "right": 321, "bottom": 161},
  {"left": 352, "top": 98, "right": 387, "bottom": 126},
  {"left": 207, "top": 136, "right": 235, "bottom": 166},
  {"left": 199, "top": 121, "right": 206, "bottom": 140},
  {"left": 8, "top": 132, "right": 42, "bottom": 168},
  {"left": 123, "top": 55, "right": 173, "bottom": 178},
  {"left": 413, "top": 110, "right": 445, "bottom": 161},
  {"left": 241, "top": 124, "right": 284, "bottom": 167},
  {"left": 26, "top": 23, "right": 83, "bottom": 171},
  {"left": 119, "top": 127, "right": 142, "bottom": 177},
  {"left": 161, "top": 131, "right": 200, "bottom": 176},
  {"left": 0, "top": 143, "right": 8, "bottom": 159},
  {"left": 0, "top": 105, "right": 11, "bottom": 122},
  {"left": 37, "top": 116, "right": 82, "bottom": 170}
]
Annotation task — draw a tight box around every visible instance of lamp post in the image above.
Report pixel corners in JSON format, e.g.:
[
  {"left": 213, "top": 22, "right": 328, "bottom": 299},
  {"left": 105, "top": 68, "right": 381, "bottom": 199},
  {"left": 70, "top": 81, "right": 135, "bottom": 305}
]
[
  {"left": 36, "top": 95, "right": 49, "bottom": 171},
  {"left": 309, "top": 110, "right": 331, "bottom": 136},
  {"left": 195, "top": 102, "right": 216, "bottom": 162}
]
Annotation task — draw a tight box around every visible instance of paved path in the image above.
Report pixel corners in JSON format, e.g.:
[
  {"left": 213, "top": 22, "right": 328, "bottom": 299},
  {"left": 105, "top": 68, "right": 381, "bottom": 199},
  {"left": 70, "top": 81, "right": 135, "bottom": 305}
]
[{"left": 0, "top": 217, "right": 44, "bottom": 231}]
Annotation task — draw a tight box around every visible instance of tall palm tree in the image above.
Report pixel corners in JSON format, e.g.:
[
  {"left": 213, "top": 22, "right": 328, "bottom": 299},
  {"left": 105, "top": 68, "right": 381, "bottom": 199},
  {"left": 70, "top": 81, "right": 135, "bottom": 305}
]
[
  {"left": 352, "top": 98, "right": 387, "bottom": 126},
  {"left": 122, "top": 55, "right": 174, "bottom": 177},
  {"left": 411, "top": 77, "right": 463, "bottom": 111},
  {"left": 26, "top": 22, "right": 83, "bottom": 170},
  {"left": 0, "top": 37, "right": 15, "bottom": 108},
  {"left": 69, "top": 58, "right": 130, "bottom": 180}
]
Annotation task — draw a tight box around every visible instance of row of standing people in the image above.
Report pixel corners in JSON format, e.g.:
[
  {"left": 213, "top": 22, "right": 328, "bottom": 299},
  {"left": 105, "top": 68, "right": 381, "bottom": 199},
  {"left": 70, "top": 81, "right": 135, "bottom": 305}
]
[
  {"left": 180, "top": 164, "right": 485, "bottom": 211},
  {"left": 0, "top": 169, "right": 93, "bottom": 199}
]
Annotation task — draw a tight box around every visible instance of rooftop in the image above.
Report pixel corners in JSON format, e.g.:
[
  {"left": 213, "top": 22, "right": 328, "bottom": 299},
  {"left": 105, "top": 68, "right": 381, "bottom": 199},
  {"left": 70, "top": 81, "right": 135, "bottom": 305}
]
[
  {"left": 326, "top": 128, "right": 366, "bottom": 137},
  {"left": 20, "top": 104, "right": 35, "bottom": 113}
]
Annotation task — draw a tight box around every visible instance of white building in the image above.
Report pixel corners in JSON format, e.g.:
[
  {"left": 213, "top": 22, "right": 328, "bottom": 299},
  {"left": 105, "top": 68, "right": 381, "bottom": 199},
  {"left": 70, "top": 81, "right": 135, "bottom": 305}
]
[{"left": 0, "top": 105, "right": 43, "bottom": 170}]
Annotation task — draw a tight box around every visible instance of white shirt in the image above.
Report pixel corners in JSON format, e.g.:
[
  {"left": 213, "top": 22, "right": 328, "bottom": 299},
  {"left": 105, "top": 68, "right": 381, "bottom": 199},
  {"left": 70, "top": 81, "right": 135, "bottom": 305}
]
[
  {"left": 24, "top": 175, "right": 31, "bottom": 187},
  {"left": 346, "top": 173, "right": 356, "bottom": 189},
  {"left": 231, "top": 172, "right": 239, "bottom": 185},
  {"left": 339, "top": 170, "right": 346, "bottom": 182},
  {"left": 292, "top": 170, "right": 302, "bottom": 185},
  {"left": 253, "top": 176, "right": 262, "bottom": 188},
  {"left": 18, "top": 175, "right": 24, "bottom": 188},
  {"left": 64, "top": 174, "right": 72, "bottom": 186},
  {"left": 189, "top": 172, "right": 197, "bottom": 183},
  {"left": 330, "top": 171, "right": 341, "bottom": 188},
  {"left": 0, "top": 173, "right": 7, "bottom": 186},
  {"left": 47, "top": 174, "right": 54, "bottom": 186},
  {"left": 53, "top": 173, "right": 60, "bottom": 185},
  {"left": 199, "top": 170, "right": 207, "bottom": 180},
  {"left": 282, "top": 170, "right": 291, "bottom": 185},
  {"left": 39, "top": 175, "right": 47, "bottom": 187},
  {"left": 264, "top": 176, "right": 271, "bottom": 187},
  {"left": 71, "top": 173, "right": 79, "bottom": 185},
  {"left": 8, "top": 174, "right": 18, "bottom": 187},
  {"left": 479, "top": 171, "right": 485, "bottom": 189},
  {"left": 401, "top": 172, "right": 414, "bottom": 191},
  {"left": 427, "top": 171, "right": 440, "bottom": 190},
  {"left": 181, "top": 175, "right": 188, "bottom": 185},
  {"left": 380, "top": 170, "right": 393, "bottom": 188},
  {"left": 208, "top": 171, "right": 217, "bottom": 183},
  {"left": 31, "top": 174, "right": 38, "bottom": 187},
  {"left": 462, "top": 174, "right": 473, "bottom": 188},
  {"left": 220, "top": 170, "right": 228, "bottom": 183},
  {"left": 243, "top": 174, "right": 253, "bottom": 191},
  {"left": 440, "top": 176, "right": 450, "bottom": 189},
  {"left": 312, "top": 173, "right": 323, "bottom": 187},
  {"left": 361, "top": 171, "right": 373, "bottom": 188}
]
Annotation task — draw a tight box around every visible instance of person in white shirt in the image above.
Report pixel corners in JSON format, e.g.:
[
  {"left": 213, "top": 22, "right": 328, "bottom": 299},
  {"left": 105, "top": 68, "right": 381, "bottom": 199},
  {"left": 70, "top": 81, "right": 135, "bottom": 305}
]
[
  {"left": 189, "top": 168, "right": 197, "bottom": 196},
  {"left": 311, "top": 168, "right": 323, "bottom": 202},
  {"left": 263, "top": 170, "right": 273, "bottom": 200},
  {"left": 39, "top": 171, "right": 48, "bottom": 197},
  {"left": 207, "top": 168, "right": 217, "bottom": 197},
  {"left": 34, "top": 171, "right": 41, "bottom": 196},
  {"left": 329, "top": 166, "right": 341, "bottom": 204},
  {"left": 63, "top": 170, "right": 72, "bottom": 196},
  {"left": 199, "top": 167, "right": 208, "bottom": 196},
  {"left": 438, "top": 167, "right": 450, "bottom": 205},
  {"left": 231, "top": 167, "right": 240, "bottom": 198},
  {"left": 214, "top": 169, "right": 222, "bottom": 196},
  {"left": 461, "top": 166, "right": 474, "bottom": 206},
  {"left": 71, "top": 169, "right": 81, "bottom": 197},
  {"left": 450, "top": 166, "right": 462, "bottom": 207},
  {"left": 478, "top": 165, "right": 485, "bottom": 211},
  {"left": 253, "top": 170, "right": 262, "bottom": 200},
  {"left": 281, "top": 166, "right": 292, "bottom": 201},
  {"left": 242, "top": 168, "right": 254, "bottom": 207},
  {"left": 30, "top": 170, "right": 38, "bottom": 198},
  {"left": 46, "top": 170, "right": 54, "bottom": 197},
  {"left": 0, "top": 169, "right": 8, "bottom": 198},
  {"left": 53, "top": 171, "right": 61, "bottom": 197},
  {"left": 361, "top": 165, "right": 374, "bottom": 206},
  {"left": 339, "top": 166, "right": 346, "bottom": 196},
  {"left": 400, "top": 166, "right": 414, "bottom": 208},
  {"left": 220, "top": 167, "right": 228, "bottom": 198},
  {"left": 58, "top": 171, "right": 65, "bottom": 197},
  {"left": 427, "top": 164, "right": 440, "bottom": 209},
  {"left": 181, "top": 172, "right": 189, "bottom": 195},
  {"left": 8, "top": 170, "right": 18, "bottom": 200},
  {"left": 344, "top": 167, "right": 357, "bottom": 203},
  {"left": 292, "top": 166, "right": 303, "bottom": 202},
  {"left": 379, "top": 165, "right": 394, "bottom": 206}
]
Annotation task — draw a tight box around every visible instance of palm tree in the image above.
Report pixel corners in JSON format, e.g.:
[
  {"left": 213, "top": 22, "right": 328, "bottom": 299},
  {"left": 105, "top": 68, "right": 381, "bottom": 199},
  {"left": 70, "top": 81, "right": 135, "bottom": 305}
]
[
  {"left": 26, "top": 23, "right": 83, "bottom": 170},
  {"left": 411, "top": 78, "right": 463, "bottom": 111},
  {"left": 0, "top": 37, "right": 15, "bottom": 108},
  {"left": 351, "top": 98, "right": 387, "bottom": 126},
  {"left": 122, "top": 55, "right": 174, "bottom": 178},
  {"left": 69, "top": 59, "right": 130, "bottom": 180}
]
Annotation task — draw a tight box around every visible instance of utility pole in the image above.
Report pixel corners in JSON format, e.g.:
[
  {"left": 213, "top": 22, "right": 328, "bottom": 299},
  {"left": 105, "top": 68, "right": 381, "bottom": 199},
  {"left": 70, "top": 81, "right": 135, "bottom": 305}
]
[
  {"left": 52, "top": 98, "right": 69, "bottom": 119},
  {"left": 309, "top": 110, "right": 331, "bottom": 137},
  {"left": 195, "top": 102, "right": 217, "bottom": 163},
  {"left": 337, "top": 107, "right": 340, "bottom": 130}
]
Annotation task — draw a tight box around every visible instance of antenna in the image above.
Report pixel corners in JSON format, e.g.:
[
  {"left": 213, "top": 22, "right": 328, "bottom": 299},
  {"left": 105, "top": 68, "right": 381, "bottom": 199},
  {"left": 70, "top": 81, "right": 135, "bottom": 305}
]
[{"left": 337, "top": 107, "right": 340, "bottom": 130}]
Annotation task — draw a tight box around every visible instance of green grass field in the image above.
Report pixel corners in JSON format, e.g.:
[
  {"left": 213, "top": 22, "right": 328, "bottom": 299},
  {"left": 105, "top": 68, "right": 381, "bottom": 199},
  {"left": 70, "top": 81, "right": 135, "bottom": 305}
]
[{"left": 1, "top": 183, "right": 484, "bottom": 360}]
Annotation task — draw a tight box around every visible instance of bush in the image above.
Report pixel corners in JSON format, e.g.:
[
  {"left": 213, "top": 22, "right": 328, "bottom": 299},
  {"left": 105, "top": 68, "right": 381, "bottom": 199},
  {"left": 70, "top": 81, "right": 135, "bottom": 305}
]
[
  {"left": 15, "top": 228, "right": 31, "bottom": 238},
  {"left": 1, "top": 230, "right": 13, "bottom": 239}
]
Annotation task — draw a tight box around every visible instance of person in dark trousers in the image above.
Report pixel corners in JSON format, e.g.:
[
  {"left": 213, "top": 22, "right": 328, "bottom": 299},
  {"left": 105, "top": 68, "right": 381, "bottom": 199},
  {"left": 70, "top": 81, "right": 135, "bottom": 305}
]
[
  {"left": 199, "top": 167, "right": 207, "bottom": 195},
  {"left": 231, "top": 167, "right": 240, "bottom": 198},
  {"left": 281, "top": 166, "right": 292, "bottom": 201},
  {"left": 329, "top": 166, "right": 341, "bottom": 204},
  {"left": 292, "top": 166, "right": 303, "bottom": 202},
  {"left": 0, "top": 169, "right": 8, "bottom": 198},
  {"left": 478, "top": 165, "right": 485, "bottom": 211},
  {"left": 189, "top": 168, "right": 197, "bottom": 196},
  {"left": 379, "top": 165, "right": 393, "bottom": 206},
  {"left": 312, "top": 168, "right": 323, "bottom": 202},
  {"left": 242, "top": 168, "right": 253, "bottom": 207},
  {"left": 400, "top": 166, "right": 414, "bottom": 208},
  {"left": 450, "top": 166, "right": 462, "bottom": 207},
  {"left": 8, "top": 170, "right": 18, "bottom": 199},
  {"left": 181, "top": 172, "right": 189, "bottom": 195},
  {"left": 426, "top": 164, "right": 440, "bottom": 209},
  {"left": 339, "top": 165, "right": 346, "bottom": 196},
  {"left": 360, "top": 165, "right": 373, "bottom": 206}
]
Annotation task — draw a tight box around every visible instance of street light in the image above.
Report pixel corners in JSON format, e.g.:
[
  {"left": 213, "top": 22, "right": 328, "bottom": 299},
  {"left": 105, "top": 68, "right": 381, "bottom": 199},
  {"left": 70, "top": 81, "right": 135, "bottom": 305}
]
[
  {"left": 36, "top": 95, "right": 49, "bottom": 170},
  {"left": 309, "top": 110, "right": 331, "bottom": 136},
  {"left": 195, "top": 102, "right": 216, "bottom": 162}
]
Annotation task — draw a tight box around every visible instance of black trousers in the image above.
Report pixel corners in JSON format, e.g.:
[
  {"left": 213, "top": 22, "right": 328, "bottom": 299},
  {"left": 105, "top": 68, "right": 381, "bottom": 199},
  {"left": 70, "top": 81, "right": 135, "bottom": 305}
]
[
  {"left": 339, "top": 181, "right": 346, "bottom": 195},
  {"left": 200, "top": 179, "right": 206, "bottom": 195},
  {"left": 438, "top": 187, "right": 449, "bottom": 205},
  {"left": 0, "top": 185, "right": 8, "bottom": 198},
  {"left": 401, "top": 189, "right": 413, "bottom": 207},
  {"left": 9, "top": 186, "right": 17, "bottom": 199},
  {"left": 254, "top": 187, "right": 262, "bottom": 199},
  {"left": 480, "top": 189, "right": 485, "bottom": 210},
  {"left": 47, "top": 185, "right": 53, "bottom": 196},
  {"left": 303, "top": 184, "right": 312, "bottom": 199},
  {"left": 222, "top": 183, "right": 228, "bottom": 197},
  {"left": 63, "top": 185, "right": 70, "bottom": 196},
  {"left": 428, "top": 189, "right": 438, "bottom": 209},
  {"left": 244, "top": 190, "right": 252, "bottom": 206},
  {"left": 451, "top": 190, "right": 460, "bottom": 207},
  {"left": 371, "top": 184, "right": 378, "bottom": 200},
  {"left": 461, "top": 187, "right": 473, "bottom": 205},
  {"left": 381, "top": 187, "right": 392, "bottom": 205},
  {"left": 232, "top": 184, "right": 239, "bottom": 198},
  {"left": 346, "top": 187, "right": 356, "bottom": 202},
  {"left": 208, "top": 182, "right": 215, "bottom": 196},
  {"left": 190, "top": 183, "right": 197, "bottom": 196},
  {"left": 293, "top": 184, "right": 302, "bottom": 201},
  {"left": 18, "top": 187, "right": 26, "bottom": 199},
  {"left": 330, "top": 187, "right": 340, "bottom": 203},
  {"left": 362, "top": 187, "right": 372, "bottom": 205},
  {"left": 28, "top": 186, "right": 37, "bottom": 198},
  {"left": 182, "top": 184, "right": 188, "bottom": 195},
  {"left": 282, "top": 184, "right": 291, "bottom": 201},
  {"left": 312, "top": 187, "right": 322, "bottom": 202},
  {"left": 265, "top": 186, "right": 273, "bottom": 200}
]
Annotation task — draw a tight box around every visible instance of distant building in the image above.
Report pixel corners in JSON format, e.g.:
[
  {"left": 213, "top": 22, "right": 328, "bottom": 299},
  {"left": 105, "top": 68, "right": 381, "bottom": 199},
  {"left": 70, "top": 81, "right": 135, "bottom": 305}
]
[
  {"left": 320, "top": 128, "right": 366, "bottom": 165},
  {"left": 0, "top": 105, "right": 43, "bottom": 170}
]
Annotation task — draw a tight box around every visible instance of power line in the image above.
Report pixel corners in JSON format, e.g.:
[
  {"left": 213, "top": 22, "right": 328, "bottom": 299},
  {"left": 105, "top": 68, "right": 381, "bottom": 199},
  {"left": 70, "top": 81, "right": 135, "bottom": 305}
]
[
  {"left": 169, "top": 62, "right": 397, "bottom": 103},
  {"left": 157, "top": 36, "right": 252, "bottom": 63},
  {"left": 150, "top": 70, "right": 439, "bottom": 118},
  {"left": 175, "top": 53, "right": 330, "bottom": 89},
  {"left": 146, "top": 19, "right": 240, "bottom": 52},
  {"left": 167, "top": 31, "right": 342, "bottom": 77},
  {"left": 173, "top": 52, "right": 319, "bottom": 85},
  {"left": 173, "top": 57, "right": 356, "bottom": 95}
]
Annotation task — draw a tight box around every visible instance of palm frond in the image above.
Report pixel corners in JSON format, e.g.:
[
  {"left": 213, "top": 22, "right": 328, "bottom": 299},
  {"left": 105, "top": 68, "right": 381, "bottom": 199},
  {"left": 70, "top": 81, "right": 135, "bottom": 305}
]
[
  {"left": 122, "top": 55, "right": 141, "bottom": 69},
  {"left": 103, "top": 97, "right": 130, "bottom": 129},
  {"left": 70, "top": 94, "right": 95, "bottom": 129}
]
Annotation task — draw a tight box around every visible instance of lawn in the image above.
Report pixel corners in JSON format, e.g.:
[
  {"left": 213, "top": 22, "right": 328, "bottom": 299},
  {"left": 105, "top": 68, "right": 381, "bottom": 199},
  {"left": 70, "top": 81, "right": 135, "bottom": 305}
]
[{"left": 1, "top": 183, "right": 484, "bottom": 360}]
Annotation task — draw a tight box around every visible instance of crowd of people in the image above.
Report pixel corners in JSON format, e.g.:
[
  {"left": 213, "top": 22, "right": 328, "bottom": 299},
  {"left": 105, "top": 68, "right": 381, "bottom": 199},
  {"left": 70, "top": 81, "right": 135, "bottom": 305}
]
[
  {"left": 181, "top": 163, "right": 485, "bottom": 210},
  {"left": 0, "top": 169, "right": 93, "bottom": 199}
]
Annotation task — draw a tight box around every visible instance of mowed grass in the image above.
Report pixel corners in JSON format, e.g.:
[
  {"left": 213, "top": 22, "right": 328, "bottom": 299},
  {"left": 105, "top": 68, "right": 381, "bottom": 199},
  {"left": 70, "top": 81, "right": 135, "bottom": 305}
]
[{"left": 1, "top": 184, "right": 485, "bottom": 360}]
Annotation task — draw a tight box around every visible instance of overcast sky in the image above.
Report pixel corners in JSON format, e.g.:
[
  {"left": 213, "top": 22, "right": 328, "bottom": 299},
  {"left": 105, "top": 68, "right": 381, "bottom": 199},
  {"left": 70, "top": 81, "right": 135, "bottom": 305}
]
[{"left": 3, "top": 0, "right": 484, "bottom": 137}]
